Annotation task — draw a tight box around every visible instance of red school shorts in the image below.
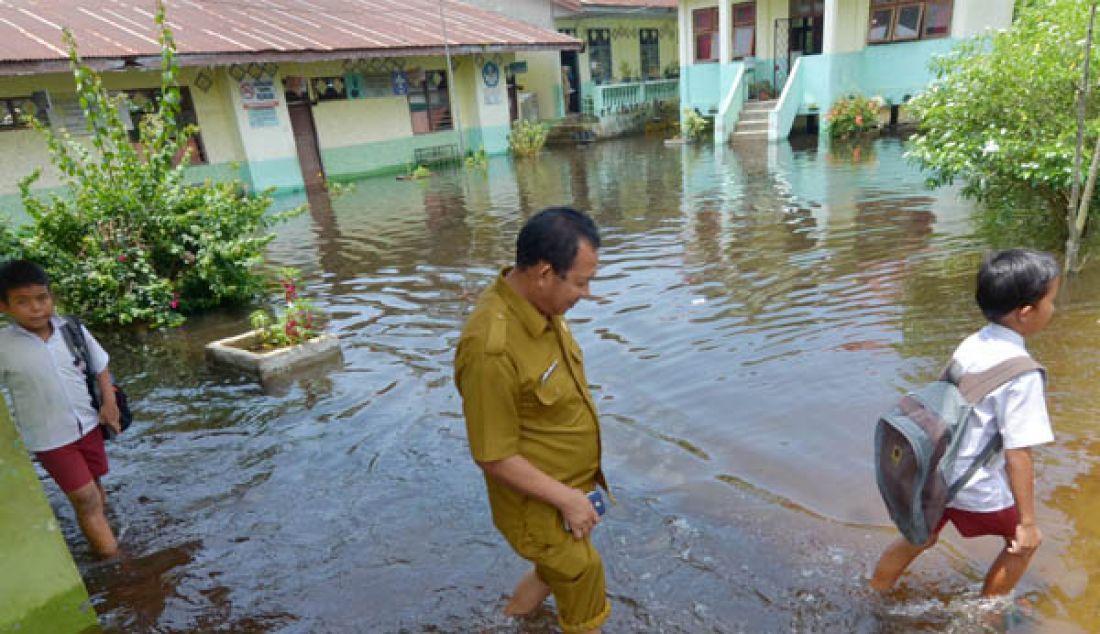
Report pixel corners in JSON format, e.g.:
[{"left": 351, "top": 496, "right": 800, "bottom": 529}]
[
  {"left": 935, "top": 506, "right": 1019, "bottom": 542},
  {"left": 35, "top": 429, "right": 109, "bottom": 494}
]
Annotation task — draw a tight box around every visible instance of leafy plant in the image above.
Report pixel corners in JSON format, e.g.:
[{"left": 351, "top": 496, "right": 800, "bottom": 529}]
[
  {"left": 905, "top": 0, "right": 1100, "bottom": 236},
  {"left": 0, "top": 1, "right": 295, "bottom": 328},
  {"left": 465, "top": 146, "right": 488, "bottom": 169},
  {"left": 680, "top": 108, "right": 709, "bottom": 142},
  {"left": 411, "top": 164, "right": 432, "bottom": 179},
  {"left": 618, "top": 61, "right": 634, "bottom": 82},
  {"left": 508, "top": 120, "right": 549, "bottom": 157},
  {"left": 824, "top": 94, "right": 884, "bottom": 140},
  {"left": 248, "top": 268, "right": 321, "bottom": 350},
  {"left": 750, "top": 80, "right": 774, "bottom": 100}
]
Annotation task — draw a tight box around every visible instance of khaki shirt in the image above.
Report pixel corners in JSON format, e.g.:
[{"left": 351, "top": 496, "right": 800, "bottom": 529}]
[{"left": 455, "top": 269, "right": 606, "bottom": 539}]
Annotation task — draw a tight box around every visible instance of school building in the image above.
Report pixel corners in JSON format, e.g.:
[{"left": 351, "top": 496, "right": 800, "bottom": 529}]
[
  {"left": 0, "top": 0, "right": 581, "bottom": 210},
  {"left": 675, "top": 0, "right": 1015, "bottom": 141}
]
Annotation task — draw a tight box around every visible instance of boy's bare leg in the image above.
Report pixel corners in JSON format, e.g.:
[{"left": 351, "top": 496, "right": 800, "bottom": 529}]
[
  {"left": 869, "top": 536, "right": 933, "bottom": 592},
  {"left": 67, "top": 480, "right": 118, "bottom": 557},
  {"left": 503, "top": 567, "right": 551, "bottom": 616},
  {"left": 982, "top": 548, "right": 1034, "bottom": 596}
]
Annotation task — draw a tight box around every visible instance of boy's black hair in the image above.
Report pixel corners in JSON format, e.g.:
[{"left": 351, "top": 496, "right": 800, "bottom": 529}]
[
  {"left": 976, "top": 249, "right": 1060, "bottom": 323},
  {"left": 516, "top": 207, "right": 601, "bottom": 278},
  {"left": 0, "top": 259, "right": 50, "bottom": 302}
]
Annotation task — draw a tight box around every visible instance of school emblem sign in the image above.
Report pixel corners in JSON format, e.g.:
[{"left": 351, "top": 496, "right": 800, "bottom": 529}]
[{"left": 481, "top": 61, "right": 500, "bottom": 88}]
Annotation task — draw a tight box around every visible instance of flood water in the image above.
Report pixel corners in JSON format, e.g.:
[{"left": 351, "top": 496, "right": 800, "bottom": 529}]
[{"left": 52, "top": 136, "right": 1100, "bottom": 632}]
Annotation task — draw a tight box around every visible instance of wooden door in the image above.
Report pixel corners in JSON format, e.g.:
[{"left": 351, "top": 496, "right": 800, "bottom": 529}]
[{"left": 287, "top": 101, "right": 325, "bottom": 191}]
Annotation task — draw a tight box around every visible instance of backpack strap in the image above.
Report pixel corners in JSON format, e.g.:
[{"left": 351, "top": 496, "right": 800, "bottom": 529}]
[
  {"left": 942, "top": 356, "right": 1046, "bottom": 500},
  {"left": 58, "top": 316, "right": 101, "bottom": 409}
]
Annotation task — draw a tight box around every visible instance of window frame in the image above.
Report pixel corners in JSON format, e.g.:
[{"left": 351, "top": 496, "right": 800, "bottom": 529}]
[
  {"left": 866, "top": 0, "right": 952, "bottom": 44},
  {"left": 731, "top": 2, "right": 756, "bottom": 60},
  {"left": 121, "top": 87, "right": 206, "bottom": 164},
  {"left": 587, "top": 28, "right": 613, "bottom": 84},
  {"left": 639, "top": 28, "right": 661, "bottom": 80},
  {"left": 693, "top": 7, "right": 719, "bottom": 64},
  {"left": 409, "top": 69, "right": 452, "bottom": 135},
  {"left": 0, "top": 96, "right": 47, "bottom": 131}
]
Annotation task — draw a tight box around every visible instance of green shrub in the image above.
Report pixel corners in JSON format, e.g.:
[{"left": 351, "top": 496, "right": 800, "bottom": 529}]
[
  {"left": 465, "top": 146, "right": 488, "bottom": 169},
  {"left": 0, "top": 2, "right": 294, "bottom": 328},
  {"left": 508, "top": 120, "right": 549, "bottom": 157},
  {"left": 824, "top": 94, "right": 883, "bottom": 140},
  {"left": 681, "top": 108, "right": 709, "bottom": 142}
]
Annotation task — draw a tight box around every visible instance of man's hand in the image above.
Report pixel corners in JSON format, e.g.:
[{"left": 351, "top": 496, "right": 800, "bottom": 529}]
[
  {"left": 560, "top": 488, "right": 601, "bottom": 540},
  {"left": 99, "top": 400, "right": 121, "bottom": 435},
  {"left": 1008, "top": 523, "right": 1042, "bottom": 555}
]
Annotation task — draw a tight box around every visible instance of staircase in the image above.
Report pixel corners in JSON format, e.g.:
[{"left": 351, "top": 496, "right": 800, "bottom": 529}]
[
  {"left": 546, "top": 115, "right": 598, "bottom": 145},
  {"left": 730, "top": 99, "right": 776, "bottom": 143}
]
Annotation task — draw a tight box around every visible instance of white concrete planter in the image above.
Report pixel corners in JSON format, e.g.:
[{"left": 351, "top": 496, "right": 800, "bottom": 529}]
[{"left": 205, "top": 329, "right": 342, "bottom": 382}]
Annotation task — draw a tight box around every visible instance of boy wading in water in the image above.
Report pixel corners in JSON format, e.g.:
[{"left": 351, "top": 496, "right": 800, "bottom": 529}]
[
  {"left": 0, "top": 260, "right": 121, "bottom": 557},
  {"left": 870, "top": 249, "right": 1059, "bottom": 597}
]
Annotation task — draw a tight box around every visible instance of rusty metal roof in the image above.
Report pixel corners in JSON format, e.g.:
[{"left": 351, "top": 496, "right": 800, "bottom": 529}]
[
  {"left": 577, "top": 0, "right": 677, "bottom": 9},
  {"left": 0, "top": 0, "right": 581, "bottom": 74}
]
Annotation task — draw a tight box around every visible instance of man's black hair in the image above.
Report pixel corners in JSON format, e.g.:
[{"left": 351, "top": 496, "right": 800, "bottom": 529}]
[
  {"left": 515, "top": 207, "right": 601, "bottom": 277},
  {"left": 976, "top": 249, "right": 1060, "bottom": 323},
  {"left": 0, "top": 259, "right": 50, "bottom": 302}
]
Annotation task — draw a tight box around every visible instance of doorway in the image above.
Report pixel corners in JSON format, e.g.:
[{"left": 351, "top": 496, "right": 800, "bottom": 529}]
[
  {"left": 284, "top": 76, "right": 325, "bottom": 191},
  {"left": 560, "top": 51, "right": 580, "bottom": 114}
]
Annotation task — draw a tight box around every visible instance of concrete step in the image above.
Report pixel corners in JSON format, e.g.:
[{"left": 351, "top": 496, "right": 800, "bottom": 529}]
[
  {"left": 743, "top": 99, "right": 778, "bottom": 111},
  {"left": 730, "top": 129, "right": 769, "bottom": 139},
  {"left": 738, "top": 111, "right": 769, "bottom": 123},
  {"left": 735, "top": 121, "right": 769, "bottom": 131}
]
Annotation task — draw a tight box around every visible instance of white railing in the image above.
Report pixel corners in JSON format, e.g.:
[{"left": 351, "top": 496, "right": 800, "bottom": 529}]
[
  {"left": 587, "top": 79, "right": 680, "bottom": 117},
  {"left": 714, "top": 66, "right": 748, "bottom": 143},
  {"left": 770, "top": 56, "right": 805, "bottom": 141}
]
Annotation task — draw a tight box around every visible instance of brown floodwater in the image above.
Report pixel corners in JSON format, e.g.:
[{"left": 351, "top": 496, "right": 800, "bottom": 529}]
[{"left": 47, "top": 136, "right": 1100, "bottom": 632}]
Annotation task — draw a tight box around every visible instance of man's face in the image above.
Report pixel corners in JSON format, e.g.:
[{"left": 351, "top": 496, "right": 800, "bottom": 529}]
[
  {"left": 0, "top": 284, "right": 54, "bottom": 331},
  {"left": 538, "top": 240, "right": 598, "bottom": 316}
]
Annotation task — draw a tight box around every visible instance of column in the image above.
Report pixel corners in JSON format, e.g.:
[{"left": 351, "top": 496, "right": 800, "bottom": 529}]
[
  {"left": 678, "top": 1, "right": 691, "bottom": 110},
  {"left": 822, "top": 0, "right": 841, "bottom": 54},
  {"left": 718, "top": 1, "right": 731, "bottom": 69}
]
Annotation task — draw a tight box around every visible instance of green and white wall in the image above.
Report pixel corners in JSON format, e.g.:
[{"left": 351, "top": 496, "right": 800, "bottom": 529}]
[
  {"left": 0, "top": 51, "right": 525, "bottom": 215},
  {"left": 679, "top": 0, "right": 1013, "bottom": 119}
]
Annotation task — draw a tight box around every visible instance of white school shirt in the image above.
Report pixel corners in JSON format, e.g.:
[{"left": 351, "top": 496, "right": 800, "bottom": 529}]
[
  {"left": 0, "top": 315, "right": 108, "bottom": 452},
  {"left": 947, "top": 323, "right": 1053, "bottom": 512}
]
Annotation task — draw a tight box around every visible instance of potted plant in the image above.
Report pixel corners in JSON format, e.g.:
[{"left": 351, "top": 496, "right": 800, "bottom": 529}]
[
  {"left": 205, "top": 268, "right": 342, "bottom": 383},
  {"left": 751, "top": 80, "right": 774, "bottom": 100},
  {"left": 665, "top": 108, "right": 709, "bottom": 146},
  {"left": 618, "top": 61, "right": 634, "bottom": 83}
]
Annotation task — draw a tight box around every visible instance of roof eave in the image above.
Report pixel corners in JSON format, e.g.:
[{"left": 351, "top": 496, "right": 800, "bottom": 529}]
[{"left": 0, "top": 42, "right": 583, "bottom": 77}]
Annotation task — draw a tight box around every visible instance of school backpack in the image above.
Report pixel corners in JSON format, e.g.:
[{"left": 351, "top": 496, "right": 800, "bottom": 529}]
[
  {"left": 874, "top": 356, "right": 1044, "bottom": 545},
  {"left": 58, "top": 316, "right": 133, "bottom": 440}
]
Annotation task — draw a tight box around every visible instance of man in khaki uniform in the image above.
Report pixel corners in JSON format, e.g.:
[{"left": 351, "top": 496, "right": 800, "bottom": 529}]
[{"left": 455, "top": 207, "right": 610, "bottom": 633}]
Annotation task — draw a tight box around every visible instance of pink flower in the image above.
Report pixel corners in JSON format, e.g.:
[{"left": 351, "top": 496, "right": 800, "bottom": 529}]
[
  {"left": 169, "top": 292, "right": 180, "bottom": 310},
  {"left": 855, "top": 115, "right": 864, "bottom": 126},
  {"left": 117, "top": 254, "right": 128, "bottom": 262}
]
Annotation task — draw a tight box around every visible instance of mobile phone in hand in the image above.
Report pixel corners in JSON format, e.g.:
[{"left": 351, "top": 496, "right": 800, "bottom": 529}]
[{"left": 563, "top": 489, "right": 607, "bottom": 532}]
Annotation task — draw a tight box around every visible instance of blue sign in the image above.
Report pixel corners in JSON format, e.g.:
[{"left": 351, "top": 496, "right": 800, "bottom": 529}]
[
  {"left": 481, "top": 61, "right": 500, "bottom": 88},
  {"left": 392, "top": 71, "right": 409, "bottom": 96}
]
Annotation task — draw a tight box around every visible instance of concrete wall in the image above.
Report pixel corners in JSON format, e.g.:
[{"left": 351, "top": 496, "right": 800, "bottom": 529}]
[{"left": 0, "top": 392, "right": 98, "bottom": 632}]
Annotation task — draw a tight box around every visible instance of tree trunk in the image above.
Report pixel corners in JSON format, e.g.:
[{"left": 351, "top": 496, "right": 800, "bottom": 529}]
[
  {"left": 1066, "top": 1, "right": 1098, "bottom": 273},
  {"left": 1067, "top": 135, "right": 1100, "bottom": 272}
]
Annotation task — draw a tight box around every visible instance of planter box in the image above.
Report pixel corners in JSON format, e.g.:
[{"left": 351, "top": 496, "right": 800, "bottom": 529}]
[{"left": 205, "top": 330, "right": 342, "bottom": 382}]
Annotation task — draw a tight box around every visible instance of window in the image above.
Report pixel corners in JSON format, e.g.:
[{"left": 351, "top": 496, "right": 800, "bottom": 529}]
[
  {"left": 693, "top": 8, "right": 718, "bottom": 63},
  {"left": 868, "top": 1, "right": 951, "bottom": 43},
  {"left": 732, "top": 2, "right": 756, "bottom": 59},
  {"left": 122, "top": 87, "right": 205, "bottom": 164},
  {"left": 0, "top": 96, "right": 47, "bottom": 130},
  {"left": 640, "top": 29, "right": 661, "bottom": 80},
  {"left": 587, "top": 29, "right": 612, "bottom": 84},
  {"left": 312, "top": 76, "right": 347, "bottom": 101},
  {"left": 409, "top": 70, "right": 452, "bottom": 134}
]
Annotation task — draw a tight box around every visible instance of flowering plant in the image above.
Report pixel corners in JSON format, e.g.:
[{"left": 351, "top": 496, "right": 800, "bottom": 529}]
[
  {"left": 824, "top": 94, "right": 884, "bottom": 140},
  {"left": 248, "top": 268, "right": 321, "bottom": 349}
]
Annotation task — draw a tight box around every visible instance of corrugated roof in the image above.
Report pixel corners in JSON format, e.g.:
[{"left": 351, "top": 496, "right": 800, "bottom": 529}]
[
  {"left": 0, "top": 0, "right": 581, "bottom": 74},
  {"left": 578, "top": 0, "right": 677, "bottom": 9}
]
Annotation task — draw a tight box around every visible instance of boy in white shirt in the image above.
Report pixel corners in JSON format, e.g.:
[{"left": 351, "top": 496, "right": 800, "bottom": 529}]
[
  {"left": 0, "top": 260, "right": 121, "bottom": 557},
  {"left": 870, "top": 249, "right": 1059, "bottom": 597}
]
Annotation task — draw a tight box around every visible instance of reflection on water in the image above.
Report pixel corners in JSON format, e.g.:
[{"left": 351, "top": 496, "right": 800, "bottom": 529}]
[{"left": 47, "top": 136, "right": 1099, "bottom": 632}]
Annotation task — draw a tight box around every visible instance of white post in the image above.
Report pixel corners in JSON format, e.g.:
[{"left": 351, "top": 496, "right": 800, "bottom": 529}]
[
  {"left": 678, "top": 1, "right": 692, "bottom": 120},
  {"left": 438, "top": 0, "right": 465, "bottom": 157},
  {"left": 718, "top": 1, "right": 731, "bottom": 67},
  {"left": 822, "top": 0, "right": 840, "bottom": 54}
]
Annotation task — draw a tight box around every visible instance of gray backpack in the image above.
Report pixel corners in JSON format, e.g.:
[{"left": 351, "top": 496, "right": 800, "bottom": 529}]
[{"left": 874, "top": 356, "right": 1044, "bottom": 545}]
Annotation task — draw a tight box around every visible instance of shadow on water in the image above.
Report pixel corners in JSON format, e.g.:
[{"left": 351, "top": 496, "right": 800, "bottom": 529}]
[{"left": 41, "top": 136, "right": 1100, "bottom": 632}]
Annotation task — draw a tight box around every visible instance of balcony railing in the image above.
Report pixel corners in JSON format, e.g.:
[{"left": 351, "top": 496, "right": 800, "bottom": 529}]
[{"left": 583, "top": 79, "right": 679, "bottom": 118}]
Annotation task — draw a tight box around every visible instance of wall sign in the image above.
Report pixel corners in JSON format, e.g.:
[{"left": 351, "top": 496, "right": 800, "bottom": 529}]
[
  {"left": 391, "top": 71, "right": 409, "bottom": 96},
  {"left": 481, "top": 61, "right": 500, "bottom": 88},
  {"left": 240, "top": 79, "right": 279, "bottom": 128}
]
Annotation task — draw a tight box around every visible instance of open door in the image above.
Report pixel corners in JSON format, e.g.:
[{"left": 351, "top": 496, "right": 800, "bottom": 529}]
[{"left": 284, "top": 76, "right": 325, "bottom": 191}]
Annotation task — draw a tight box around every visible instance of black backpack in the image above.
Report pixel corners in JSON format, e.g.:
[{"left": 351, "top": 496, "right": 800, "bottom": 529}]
[{"left": 58, "top": 316, "right": 133, "bottom": 440}]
